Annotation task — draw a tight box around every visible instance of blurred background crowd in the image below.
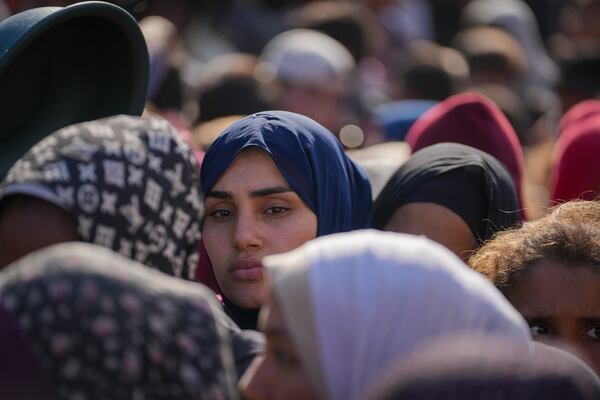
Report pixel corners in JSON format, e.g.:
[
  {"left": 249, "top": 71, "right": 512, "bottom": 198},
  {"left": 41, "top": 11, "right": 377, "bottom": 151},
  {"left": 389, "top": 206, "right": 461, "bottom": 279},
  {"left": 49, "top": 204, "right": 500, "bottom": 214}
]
[
  {"left": 3, "top": 1, "right": 600, "bottom": 399},
  {"left": 4, "top": 0, "right": 600, "bottom": 219}
]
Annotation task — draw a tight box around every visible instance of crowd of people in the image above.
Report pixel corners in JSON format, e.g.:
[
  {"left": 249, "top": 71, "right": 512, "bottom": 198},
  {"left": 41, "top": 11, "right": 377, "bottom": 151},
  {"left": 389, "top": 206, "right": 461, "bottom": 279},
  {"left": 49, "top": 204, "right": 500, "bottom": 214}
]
[{"left": 2, "top": 0, "right": 600, "bottom": 399}]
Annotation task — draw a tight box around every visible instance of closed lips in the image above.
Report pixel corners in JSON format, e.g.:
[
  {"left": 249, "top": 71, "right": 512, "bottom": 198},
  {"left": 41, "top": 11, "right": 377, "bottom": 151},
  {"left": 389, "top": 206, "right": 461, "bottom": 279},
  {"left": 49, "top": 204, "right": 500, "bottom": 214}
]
[{"left": 231, "top": 262, "right": 264, "bottom": 280}]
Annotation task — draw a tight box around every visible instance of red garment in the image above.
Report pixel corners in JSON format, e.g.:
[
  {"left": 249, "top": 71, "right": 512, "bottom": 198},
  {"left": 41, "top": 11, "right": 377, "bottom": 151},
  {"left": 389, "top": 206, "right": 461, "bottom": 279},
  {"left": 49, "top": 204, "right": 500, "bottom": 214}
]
[
  {"left": 405, "top": 92, "right": 526, "bottom": 220},
  {"left": 5, "top": 0, "right": 18, "bottom": 13},
  {"left": 558, "top": 99, "right": 600, "bottom": 137},
  {"left": 192, "top": 146, "right": 216, "bottom": 292},
  {"left": 195, "top": 239, "right": 220, "bottom": 293},
  {"left": 551, "top": 111, "right": 600, "bottom": 202}
]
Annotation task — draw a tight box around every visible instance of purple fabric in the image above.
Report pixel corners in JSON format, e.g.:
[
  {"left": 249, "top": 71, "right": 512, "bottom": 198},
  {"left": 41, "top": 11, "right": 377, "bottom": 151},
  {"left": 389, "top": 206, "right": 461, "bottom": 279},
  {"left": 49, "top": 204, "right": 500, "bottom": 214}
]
[{"left": 0, "top": 303, "right": 55, "bottom": 399}]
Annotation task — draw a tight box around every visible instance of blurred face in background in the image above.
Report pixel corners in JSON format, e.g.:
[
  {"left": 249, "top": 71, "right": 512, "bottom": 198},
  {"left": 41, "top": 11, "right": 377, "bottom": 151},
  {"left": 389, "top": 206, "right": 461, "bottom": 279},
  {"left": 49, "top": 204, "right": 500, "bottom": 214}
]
[
  {"left": 560, "top": 1, "right": 600, "bottom": 48},
  {"left": 240, "top": 294, "right": 319, "bottom": 400},
  {"left": 275, "top": 83, "right": 348, "bottom": 134},
  {"left": 0, "top": 195, "right": 79, "bottom": 269},
  {"left": 202, "top": 149, "right": 317, "bottom": 309},
  {"left": 384, "top": 202, "right": 478, "bottom": 262}
]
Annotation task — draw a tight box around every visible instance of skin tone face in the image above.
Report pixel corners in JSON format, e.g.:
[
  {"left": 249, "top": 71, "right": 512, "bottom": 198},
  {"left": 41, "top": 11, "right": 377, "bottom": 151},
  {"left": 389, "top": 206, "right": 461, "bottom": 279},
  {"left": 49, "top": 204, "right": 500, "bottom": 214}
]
[
  {"left": 384, "top": 202, "right": 478, "bottom": 262},
  {"left": 202, "top": 149, "right": 318, "bottom": 309},
  {"left": 506, "top": 260, "right": 600, "bottom": 375},
  {"left": 240, "top": 294, "right": 319, "bottom": 400},
  {"left": 0, "top": 195, "right": 79, "bottom": 269},
  {"left": 276, "top": 84, "right": 346, "bottom": 133}
]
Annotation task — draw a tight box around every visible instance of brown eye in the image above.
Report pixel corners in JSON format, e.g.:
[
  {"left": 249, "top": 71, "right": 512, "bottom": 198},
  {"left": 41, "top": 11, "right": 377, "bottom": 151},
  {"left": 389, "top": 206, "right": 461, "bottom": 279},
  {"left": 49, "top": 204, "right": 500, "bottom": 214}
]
[
  {"left": 585, "top": 327, "right": 600, "bottom": 340},
  {"left": 208, "top": 209, "right": 233, "bottom": 219},
  {"left": 264, "top": 207, "right": 289, "bottom": 216},
  {"left": 529, "top": 324, "right": 552, "bottom": 337}
]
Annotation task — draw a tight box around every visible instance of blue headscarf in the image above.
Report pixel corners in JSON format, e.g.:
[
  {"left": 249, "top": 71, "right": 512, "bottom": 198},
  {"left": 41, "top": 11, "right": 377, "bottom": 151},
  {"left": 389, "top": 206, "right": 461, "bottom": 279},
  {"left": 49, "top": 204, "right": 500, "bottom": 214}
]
[
  {"left": 201, "top": 111, "right": 372, "bottom": 234},
  {"left": 375, "top": 100, "right": 437, "bottom": 141}
]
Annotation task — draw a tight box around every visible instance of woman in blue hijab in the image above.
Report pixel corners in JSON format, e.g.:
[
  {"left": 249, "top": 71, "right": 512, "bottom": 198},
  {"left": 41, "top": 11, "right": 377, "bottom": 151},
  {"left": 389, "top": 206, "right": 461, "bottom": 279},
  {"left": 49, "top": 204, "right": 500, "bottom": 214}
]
[{"left": 200, "top": 111, "right": 372, "bottom": 329}]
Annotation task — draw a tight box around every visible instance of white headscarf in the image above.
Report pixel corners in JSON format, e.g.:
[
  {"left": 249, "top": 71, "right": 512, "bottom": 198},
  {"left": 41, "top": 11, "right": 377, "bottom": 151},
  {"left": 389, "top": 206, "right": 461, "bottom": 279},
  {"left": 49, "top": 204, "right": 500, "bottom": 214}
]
[
  {"left": 264, "top": 230, "right": 530, "bottom": 400},
  {"left": 256, "top": 29, "right": 355, "bottom": 89}
]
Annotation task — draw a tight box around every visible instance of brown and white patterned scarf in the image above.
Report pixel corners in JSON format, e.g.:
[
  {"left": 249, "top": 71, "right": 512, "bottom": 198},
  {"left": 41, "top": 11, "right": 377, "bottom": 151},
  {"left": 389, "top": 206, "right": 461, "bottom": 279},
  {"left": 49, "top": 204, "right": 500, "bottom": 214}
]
[{"left": 0, "top": 115, "right": 203, "bottom": 278}]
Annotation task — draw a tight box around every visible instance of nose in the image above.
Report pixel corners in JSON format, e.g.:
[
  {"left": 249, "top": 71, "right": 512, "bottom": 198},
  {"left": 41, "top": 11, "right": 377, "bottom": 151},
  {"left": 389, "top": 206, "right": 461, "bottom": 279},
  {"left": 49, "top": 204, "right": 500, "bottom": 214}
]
[
  {"left": 240, "top": 355, "right": 269, "bottom": 400},
  {"left": 233, "top": 210, "right": 263, "bottom": 251}
]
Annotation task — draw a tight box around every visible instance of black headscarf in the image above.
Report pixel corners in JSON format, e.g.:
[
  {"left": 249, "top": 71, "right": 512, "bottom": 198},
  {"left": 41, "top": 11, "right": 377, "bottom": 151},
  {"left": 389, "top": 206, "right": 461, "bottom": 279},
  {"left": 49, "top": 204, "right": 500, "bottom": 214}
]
[
  {"left": 0, "top": 242, "right": 239, "bottom": 399},
  {"left": 374, "top": 143, "right": 519, "bottom": 244},
  {"left": 0, "top": 115, "right": 203, "bottom": 278}
]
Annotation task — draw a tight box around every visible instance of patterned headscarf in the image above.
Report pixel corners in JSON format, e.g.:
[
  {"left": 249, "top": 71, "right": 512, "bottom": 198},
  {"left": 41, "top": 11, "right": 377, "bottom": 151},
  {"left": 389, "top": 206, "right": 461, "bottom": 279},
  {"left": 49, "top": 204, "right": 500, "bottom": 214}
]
[
  {"left": 0, "top": 115, "right": 202, "bottom": 278},
  {"left": 0, "top": 242, "right": 239, "bottom": 400}
]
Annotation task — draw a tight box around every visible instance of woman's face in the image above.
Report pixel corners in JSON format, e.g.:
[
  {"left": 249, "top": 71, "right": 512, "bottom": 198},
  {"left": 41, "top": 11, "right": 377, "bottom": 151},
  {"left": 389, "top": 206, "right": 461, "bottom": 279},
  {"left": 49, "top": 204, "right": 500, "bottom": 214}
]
[
  {"left": 0, "top": 196, "right": 79, "bottom": 269},
  {"left": 240, "top": 295, "right": 319, "bottom": 400},
  {"left": 203, "top": 149, "right": 317, "bottom": 309},
  {"left": 506, "top": 260, "right": 600, "bottom": 375},
  {"left": 384, "top": 202, "right": 478, "bottom": 262},
  {"left": 276, "top": 84, "right": 347, "bottom": 134}
]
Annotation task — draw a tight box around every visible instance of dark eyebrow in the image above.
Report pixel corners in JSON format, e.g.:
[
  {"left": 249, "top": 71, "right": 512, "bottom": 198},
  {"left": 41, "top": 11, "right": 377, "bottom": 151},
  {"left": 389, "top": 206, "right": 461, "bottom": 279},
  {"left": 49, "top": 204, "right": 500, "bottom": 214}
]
[
  {"left": 250, "top": 186, "right": 294, "bottom": 198},
  {"left": 581, "top": 317, "right": 600, "bottom": 326},
  {"left": 206, "top": 186, "right": 293, "bottom": 200},
  {"left": 523, "top": 316, "right": 553, "bottom": 325},
  {"left": 206, "top": 190, "right": 232, "bottom": 199}
]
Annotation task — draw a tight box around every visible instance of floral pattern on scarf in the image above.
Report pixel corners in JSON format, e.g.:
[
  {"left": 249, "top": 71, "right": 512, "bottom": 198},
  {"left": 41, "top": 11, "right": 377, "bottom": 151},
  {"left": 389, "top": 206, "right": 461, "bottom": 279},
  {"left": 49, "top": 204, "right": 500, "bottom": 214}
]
[{"left": 0, "top": 242, "right": 239, "bottom": 400}]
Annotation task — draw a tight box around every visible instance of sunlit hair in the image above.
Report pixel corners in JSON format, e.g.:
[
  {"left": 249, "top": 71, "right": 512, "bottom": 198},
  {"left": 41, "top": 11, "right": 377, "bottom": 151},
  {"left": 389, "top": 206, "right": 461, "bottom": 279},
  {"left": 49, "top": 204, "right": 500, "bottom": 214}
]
[{"left": 469, "top": 200, "right": 600, "bottom": 292}]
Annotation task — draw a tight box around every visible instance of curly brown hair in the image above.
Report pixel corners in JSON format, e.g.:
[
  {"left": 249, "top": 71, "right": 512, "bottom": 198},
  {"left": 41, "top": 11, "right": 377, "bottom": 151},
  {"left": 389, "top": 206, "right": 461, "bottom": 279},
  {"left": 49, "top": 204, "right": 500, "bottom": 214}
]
[{"left": 469, "top": 200, "right": 600, "bottom": 292}]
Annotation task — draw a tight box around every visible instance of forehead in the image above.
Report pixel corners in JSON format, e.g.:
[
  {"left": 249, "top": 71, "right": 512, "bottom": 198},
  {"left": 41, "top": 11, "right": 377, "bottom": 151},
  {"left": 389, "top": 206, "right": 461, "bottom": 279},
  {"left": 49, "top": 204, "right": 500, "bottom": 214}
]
[
  {"left": 385, "top": 202, "right": 474, "bottom": 243},
  {"left": 211, "top": 148, "right": 288, "bottom": 190},
  {"left": 387, "top": 202, "right": 468, "bottom": 229},
  {"left": 507, "top": 260, "right": 600, "bottom": 316}
]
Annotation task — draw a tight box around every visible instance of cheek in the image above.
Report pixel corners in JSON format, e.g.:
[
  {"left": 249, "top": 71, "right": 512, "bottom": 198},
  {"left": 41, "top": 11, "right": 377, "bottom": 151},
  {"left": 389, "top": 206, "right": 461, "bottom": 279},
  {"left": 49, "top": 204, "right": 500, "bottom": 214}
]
[
  {"left": 202, "top": 224, "right": 229, "bottom": 263},
  {"left": 585, "top": 347, "right": 600, "bottom": 376},
  {"left": 291, "top": 214, "right": 318, "bottom": 243},
  {"left": 266, "top": 212, "right": 317, "bottom": 253},
  {"left": 546, "top": 339, "right": 600, "bottom": 377}
]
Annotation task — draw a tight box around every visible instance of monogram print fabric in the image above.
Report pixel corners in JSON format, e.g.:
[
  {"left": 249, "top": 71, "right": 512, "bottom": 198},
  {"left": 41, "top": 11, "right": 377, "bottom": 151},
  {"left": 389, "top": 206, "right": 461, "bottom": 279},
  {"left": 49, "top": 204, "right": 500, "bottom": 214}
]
[
  {"left": 0, "top": 243, "right": 239, "bottom": 400},
  {"left": 1, "top": 115, "right": 203, "bottom": 279}
]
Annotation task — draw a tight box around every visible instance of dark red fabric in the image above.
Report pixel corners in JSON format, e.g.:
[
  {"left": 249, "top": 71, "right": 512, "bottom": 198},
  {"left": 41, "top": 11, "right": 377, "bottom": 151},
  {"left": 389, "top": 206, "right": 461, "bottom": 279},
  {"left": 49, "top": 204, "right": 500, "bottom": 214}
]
[
  {"left": 5, "top": 0, "right": 18, "bottom": 13},
  {"left": 558, "top": 99, "right": 600, "bottom": 137},
  {"left": 406, "top": 92, "right": 526, "bottom": 220},
  {"left": 552, "top": 112, "right": 600, "bottom": 202},
  {"left": 195, "top": 239, "right": 220, "bottom": 293}
]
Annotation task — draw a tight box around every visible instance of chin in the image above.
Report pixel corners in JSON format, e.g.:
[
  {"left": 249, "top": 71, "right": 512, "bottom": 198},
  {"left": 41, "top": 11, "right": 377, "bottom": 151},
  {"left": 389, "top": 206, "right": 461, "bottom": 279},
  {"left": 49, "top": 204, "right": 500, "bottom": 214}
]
[{"left": 230, "top": 282, "right": 267, "bottom": 309}]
